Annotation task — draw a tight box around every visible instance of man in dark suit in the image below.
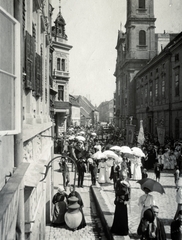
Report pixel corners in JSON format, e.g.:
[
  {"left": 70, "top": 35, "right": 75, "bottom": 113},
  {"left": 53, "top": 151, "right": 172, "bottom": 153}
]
[
  {"left": 137, "top": 205, "right": 166, "bottom": 240},
  {"left": 171, "top": 210, "right": 182, "bottom": 240},
  {"left": 77, "top": 157, "right": 86, "bottom": 188}
]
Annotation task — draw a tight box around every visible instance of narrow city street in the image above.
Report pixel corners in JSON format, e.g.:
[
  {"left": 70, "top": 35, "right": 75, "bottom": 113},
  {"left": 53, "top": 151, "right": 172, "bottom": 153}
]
[{"left": 45, "top": 155, "right": 177, "bottom": 240}]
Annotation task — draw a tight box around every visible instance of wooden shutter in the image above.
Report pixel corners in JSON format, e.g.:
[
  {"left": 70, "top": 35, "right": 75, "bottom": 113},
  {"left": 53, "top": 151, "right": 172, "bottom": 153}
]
[
  {"left": 25, "top": 31, "right": 35, "bottom": 89},
  {"left": 35, "top": 53, "right": 42, "bottom": 97}
]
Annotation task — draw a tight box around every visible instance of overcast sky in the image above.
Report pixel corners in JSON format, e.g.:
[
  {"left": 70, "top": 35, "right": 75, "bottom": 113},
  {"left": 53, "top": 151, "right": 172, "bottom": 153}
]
[{"left": 51, "top": 0, "right": 182, "bottom": 107}]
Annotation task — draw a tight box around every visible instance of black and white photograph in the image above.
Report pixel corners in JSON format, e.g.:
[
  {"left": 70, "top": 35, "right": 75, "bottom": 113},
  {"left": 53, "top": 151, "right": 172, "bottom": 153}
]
[{"left": 0, "top": 0, "right": 182, "bottom": 239}]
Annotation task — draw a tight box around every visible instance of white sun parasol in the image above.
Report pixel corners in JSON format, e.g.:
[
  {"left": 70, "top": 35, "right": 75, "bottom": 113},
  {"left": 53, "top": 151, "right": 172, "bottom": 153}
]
[
  {"left": 91, "top": 132, "right": 97, "bottom": 136},
  {"left": 92, "top": 151, "right": 107, "bottom": 160},
  {"left": 79, "top": 131, "right": 85, "bottom": 135},
  {"left": 120, "top": 146, "right": 132, "bottom": 154},
  {"left": 110, "top": 146, "right": 122, "bottom": 151},
  {"left": 103, "top": 150, "right": 118, "bottom": 160},
  {"left": 131, "top": 147, "right": 145, "bottom": 157},
  {"left": 75, "top": 136, "right": 86, "bottom": 142}
]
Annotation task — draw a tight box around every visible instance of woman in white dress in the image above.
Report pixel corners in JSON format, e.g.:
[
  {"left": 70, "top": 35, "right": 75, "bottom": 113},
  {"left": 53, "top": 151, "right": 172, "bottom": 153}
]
[
  {"left": 105, "top": 157, "right": 114, "bottom": 183},
  {"left": 138, "top": 187, "right": 155, "bottom": 219},
  {"left": 133, "top": 156, "right": 142, "bottom": 180},
  {"left": 98, "top": 158, "right": 106, "bottom": 183}
]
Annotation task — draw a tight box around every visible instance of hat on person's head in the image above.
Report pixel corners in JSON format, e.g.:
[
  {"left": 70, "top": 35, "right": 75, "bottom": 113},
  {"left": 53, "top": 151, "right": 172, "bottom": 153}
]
[
  {"left": 143, "top": 208, "right": 154, "bottom": 223},
  {"left": 57, "top": 186, "right": 65, "bottom": 194}
]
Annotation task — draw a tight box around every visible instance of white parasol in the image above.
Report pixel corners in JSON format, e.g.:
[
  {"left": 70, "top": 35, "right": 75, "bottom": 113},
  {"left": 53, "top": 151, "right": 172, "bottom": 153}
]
[
  {"left": 75, "top": 136, "right": 86, "bottom": 142},
  {"left": 120, "top": 146, "right": 132, "bottom": 154},
  {"left": 92, "top": 151, "right": 107, "bottom": 160},
  {"left": 131, "top": 147, "right": 145, "bottom": 157},
  {"left": 110, "top": 146, "right": 122, "bottom": 151},
  {"left": 91, "top": 132, "right": 97, "bottom": 136},
  {"left": 103, "top": 150, "right": 118, "bottom": 160},
  {"left": 79, "top": 131, "right": 85, "bottom": 135}
]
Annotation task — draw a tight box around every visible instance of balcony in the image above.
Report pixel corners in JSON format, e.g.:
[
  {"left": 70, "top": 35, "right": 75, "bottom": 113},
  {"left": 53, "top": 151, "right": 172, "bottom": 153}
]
[{"left": 54, "top": 70, "right": 69, "bottom": 79}]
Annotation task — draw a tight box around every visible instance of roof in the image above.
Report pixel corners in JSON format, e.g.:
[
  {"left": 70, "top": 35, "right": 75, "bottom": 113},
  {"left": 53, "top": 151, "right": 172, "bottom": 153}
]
[
  {"left": 69, "top": 95, "right": 80, "bottom": 107},
  {"left": 73, "top": 95, "right": 96, "bottom": 115},
  {"left": 80, "top": 107, "right": 91, "bottom": 119}
]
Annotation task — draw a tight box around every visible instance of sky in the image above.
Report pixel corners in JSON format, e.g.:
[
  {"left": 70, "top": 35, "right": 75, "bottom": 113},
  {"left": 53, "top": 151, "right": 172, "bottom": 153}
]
[{"left": 50, "top": 0, "right": 182, "bottom": 107}]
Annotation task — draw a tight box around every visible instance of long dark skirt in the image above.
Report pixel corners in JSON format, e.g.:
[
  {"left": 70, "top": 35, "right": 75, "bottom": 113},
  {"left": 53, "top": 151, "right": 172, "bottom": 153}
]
[
  {"left": 77, "top": 207, "right": 86, "bottom": 230},
  {"left": 111, "top": 202, "right": 128, "bottom": 236}
]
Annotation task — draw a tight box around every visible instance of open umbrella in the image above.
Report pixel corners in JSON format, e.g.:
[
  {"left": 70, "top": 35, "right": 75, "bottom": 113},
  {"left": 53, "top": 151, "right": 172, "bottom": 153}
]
[
  {"left": 92, "top": 151, "right": 106, "bottom": 160},
  {"left": 91, "top": 132, "right": 97, "bottom": 136},
  {"left": 103, "top": 150, "right": 118, "bottom": 160},
  {"left": 137, "top": 178, "right": 165, "bottom": 194},
  {"left": 75, "top": 136, "right": 86, "bottom": 142},
  {"left": 120, "top": 146, "right": 132, "bottom": 154},
  {"left": 131, "top": 147, "right": 145, "bottom": 157},
  {"left": 79, "top": 131, "right": 85, "bottom": 135},
  {"left": 110, "top": 146, "right": 121, "bottom": 151}
]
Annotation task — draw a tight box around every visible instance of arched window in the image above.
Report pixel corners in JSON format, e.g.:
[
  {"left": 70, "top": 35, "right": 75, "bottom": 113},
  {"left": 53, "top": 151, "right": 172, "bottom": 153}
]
[
  {"left": 139, "top": 0, "right": 145, "bottom": 8},
  {"left": 57, "top": 58, "right": 60, "bottom": 70},
  {"left": 139, "top": 30, "right": 146, "bottom": 45}
]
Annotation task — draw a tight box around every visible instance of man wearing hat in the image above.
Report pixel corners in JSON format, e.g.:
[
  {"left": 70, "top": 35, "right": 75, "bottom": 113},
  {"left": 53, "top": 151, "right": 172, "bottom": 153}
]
[{"left": 137, "top": 206, "right": 166, "bottom": 239}]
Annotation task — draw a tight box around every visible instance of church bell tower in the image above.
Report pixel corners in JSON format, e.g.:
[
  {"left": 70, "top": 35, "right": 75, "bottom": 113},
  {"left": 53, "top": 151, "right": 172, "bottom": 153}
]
[{"left": 125, "top": 0, "right": 156, "bottom": 60}]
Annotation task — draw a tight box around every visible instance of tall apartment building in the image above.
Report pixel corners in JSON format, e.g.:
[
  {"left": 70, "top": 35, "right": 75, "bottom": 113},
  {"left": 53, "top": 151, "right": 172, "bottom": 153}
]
[
  {"left": 0, "top": 1, "right": 54, "bottom": 239},
  {"left": 51, "top": 4, "right": 72, "bottom": 138}
]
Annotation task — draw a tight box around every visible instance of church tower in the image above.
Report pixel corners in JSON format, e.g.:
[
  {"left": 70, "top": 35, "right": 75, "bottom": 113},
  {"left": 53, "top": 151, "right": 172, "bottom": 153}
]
[
  {"left": 125, "top": 0, "right": 156, "bottom": 60},
  {"left": 114, "top": 0, "right": 156, "bottom": 128}
]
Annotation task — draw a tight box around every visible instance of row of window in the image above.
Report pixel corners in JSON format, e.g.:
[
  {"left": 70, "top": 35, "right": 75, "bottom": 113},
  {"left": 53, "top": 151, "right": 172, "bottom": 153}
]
[{"left": 137, "top": 69, "right": 180, "bottom": 105}]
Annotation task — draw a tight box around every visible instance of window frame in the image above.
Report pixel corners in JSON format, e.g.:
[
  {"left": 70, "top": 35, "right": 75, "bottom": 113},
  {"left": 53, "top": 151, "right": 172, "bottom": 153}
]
[
  {"left": 139, "top": 30, "right": 146, "bottom": 46},
  {"left": 139, "top": 0, "right": 145, "bottom": 9},
  {"left": 58, "top": 85, "right": 64, "bottom": 101},
  {"left": 57, "top": 58, "right": 60, "bottom": 70},
  {"left": 0, "top": 6, "right": 21, "bottom": 135},
  {"left": 175, "top": 73, "right": 180, "bottom": 97}
]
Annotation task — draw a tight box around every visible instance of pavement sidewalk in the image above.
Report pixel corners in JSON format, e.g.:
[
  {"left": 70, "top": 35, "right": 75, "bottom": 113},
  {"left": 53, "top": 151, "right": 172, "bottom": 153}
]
[{"left": 91, "top": 170, "right": 176, "bottom": 240}]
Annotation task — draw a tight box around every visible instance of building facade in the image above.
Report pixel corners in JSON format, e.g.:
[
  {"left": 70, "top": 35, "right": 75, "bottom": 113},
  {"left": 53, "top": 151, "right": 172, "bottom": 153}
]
[
  {"left": 135, "top": 32, "right": 182, "bottom": 141},
  {"left": 51, "top": 5, "right": 72, "bottom": 138},
  {"left": 69, "top": 94, "right": 81, "bottom": 127},
  {"left": 74, "top": 95, "right": 99, "bottom": 128},
  {"left": 114, "top": 0, "right": 156, "bottom": 129},
  {"left": 0, "top": 1, "right": 54, "bottom": 239},
  {"left": 97, "top": 99, "right": 114, "bottom": 124},
  {"left": 114, "top": 0, "right": 181, "bottom": 142}
]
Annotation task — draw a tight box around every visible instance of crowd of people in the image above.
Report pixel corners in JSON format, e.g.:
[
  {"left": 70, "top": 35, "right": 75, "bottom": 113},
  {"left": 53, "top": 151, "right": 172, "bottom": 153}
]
[{"left": 53, "top": 126, "right": 182, "bottom": 239}]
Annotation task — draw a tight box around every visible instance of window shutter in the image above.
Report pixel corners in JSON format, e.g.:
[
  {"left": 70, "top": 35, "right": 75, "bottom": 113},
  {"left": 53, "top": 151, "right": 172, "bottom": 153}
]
[
  {"left": 35, "top": 53, "right": 42, "bottom": 97},
  {"left": 25, "top": 31, "right": 35, "bottom": 89}
]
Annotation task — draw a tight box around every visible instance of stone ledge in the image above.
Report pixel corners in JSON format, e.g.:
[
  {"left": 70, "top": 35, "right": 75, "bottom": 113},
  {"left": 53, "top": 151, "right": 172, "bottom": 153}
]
[{"left": 90, "top": 185, "right": 114, "bottom": 240}]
